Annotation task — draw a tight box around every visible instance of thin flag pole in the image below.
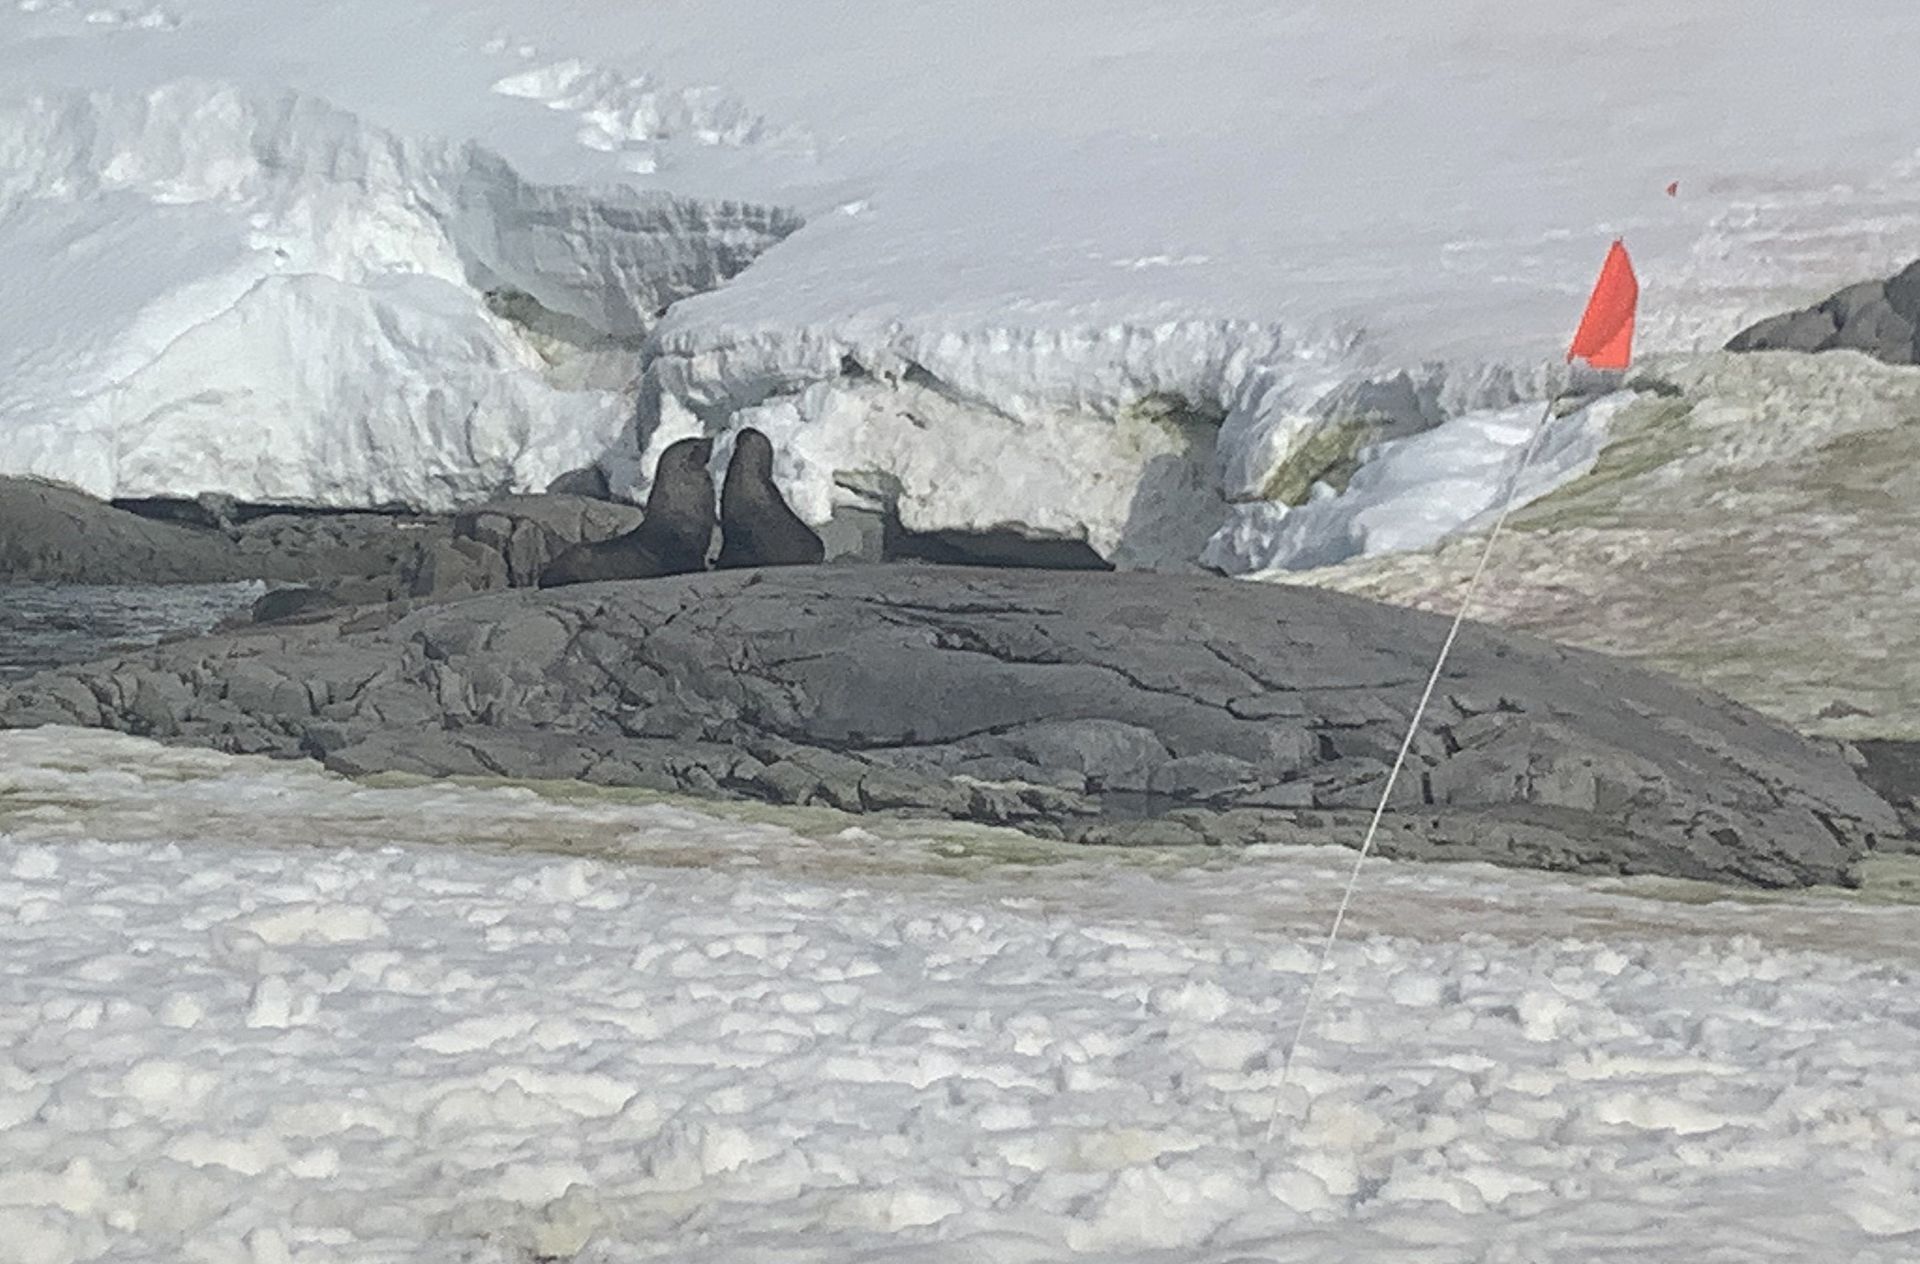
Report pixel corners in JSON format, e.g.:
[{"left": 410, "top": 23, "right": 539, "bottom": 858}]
[
  {"left": 1264, "top": 239, "right": 1638, "bottom": 1145},
  {"left": 1265, "top": 390, "right": 1559, "bottom": 1143}
]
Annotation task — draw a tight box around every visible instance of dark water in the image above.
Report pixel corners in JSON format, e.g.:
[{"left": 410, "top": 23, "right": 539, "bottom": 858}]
[{"left": 0, "top": 582, "right": 263, "bottom": 681}]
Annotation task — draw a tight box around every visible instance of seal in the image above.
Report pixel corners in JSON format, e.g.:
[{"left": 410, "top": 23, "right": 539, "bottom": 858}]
[
  {"left": 716, "top": 428, "right": 824, "bottom": 569},
  {"left": 538, "top": 436, "right": 716, "bottom": 587}
]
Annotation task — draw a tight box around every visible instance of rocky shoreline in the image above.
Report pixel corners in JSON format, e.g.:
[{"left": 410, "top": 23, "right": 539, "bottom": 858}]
[{"left": 0, "top": 565, "right": 1900, "bottom": 887}]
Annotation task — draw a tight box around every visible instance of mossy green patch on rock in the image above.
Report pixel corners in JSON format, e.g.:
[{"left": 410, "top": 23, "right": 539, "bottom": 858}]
[
  {"left": 367, "top": 769, "right": 1155, "bottom": 876},
  {"left": 1122, "top": 391, "right": 1225, "bottom": 432},
  {"left": 1258, "top": 417, "right": 1373, "bottom": 507},
  {"left": 1511, "top": 394, "right": 1697, "bottom": 531},
  {"left": 483, "top": 287, "right": 646, "bottom": 359},
  {"left": 1112, "top": 391, "right": 1224, "bottom": 464},
  {"left": 1600, "top": 854, "right": 1920, "bottom": 912},
  {"left": 1854, "top": 854, "right": 1920, "bottom": 904}
]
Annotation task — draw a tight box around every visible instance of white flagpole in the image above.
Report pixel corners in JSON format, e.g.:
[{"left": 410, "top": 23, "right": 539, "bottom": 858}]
[{"left": 1265, "top": 389, "right": 1563, "bottom": 1144}]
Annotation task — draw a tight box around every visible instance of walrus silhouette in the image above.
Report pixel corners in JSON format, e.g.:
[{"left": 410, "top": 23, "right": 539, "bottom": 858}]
[
  {"left": 538, "top": 436, "right": 716, "bottom": 587},
  {"left": 716, "top": 428, "right": 824, "bottom": 569}
]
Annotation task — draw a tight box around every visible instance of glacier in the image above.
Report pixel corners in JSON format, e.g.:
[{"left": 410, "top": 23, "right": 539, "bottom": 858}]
[
  {"left": 4, "top": 0, "right": 1920, "bottom": 567},
  {"left": 0, "top": 79, "right": 797, "bottom": 508}
]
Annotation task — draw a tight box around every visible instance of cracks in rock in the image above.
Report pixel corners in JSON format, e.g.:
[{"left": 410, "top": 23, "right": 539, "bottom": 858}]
[
  {"left": 1194, "top": 639, "right": 1274, "bottom": 692},
  {"left": 454, "top": 737, "right": 514, "bottom": 778},
  {"left": 844, "top": 590, "right": 1069, "bottom": 621},
  {"left": 802, "top": 717, "right": 1044, "bottom": 757}
]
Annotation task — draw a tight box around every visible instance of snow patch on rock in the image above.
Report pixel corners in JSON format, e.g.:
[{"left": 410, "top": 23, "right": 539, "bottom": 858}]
[{"left": 1213, "top": 392, "right": 1628, "bottom": 573}]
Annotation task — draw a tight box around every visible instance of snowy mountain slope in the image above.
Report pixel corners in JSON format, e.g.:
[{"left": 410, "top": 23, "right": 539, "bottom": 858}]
[
  {"left": 5, "top": 726, "right": 1920, "bottom": 1262},
  {"left": 1291, "top": 351, "right": 1920, "bottom": 740},
  {"left": 4, "top": 0, "right": 1920, "bottom": 560}
]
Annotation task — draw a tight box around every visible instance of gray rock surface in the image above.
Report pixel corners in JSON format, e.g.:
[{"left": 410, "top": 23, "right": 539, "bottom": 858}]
[
  {"left": 452, "top": 495, "right": 644, "bottom": 589},
  {"left": 1727, "top": 259, "right": 1920, "bottom": 363},
  {"left": 1, "top": 477, "right": 244, "bottom": 582},
  {"left": 228, "top": 510, "right": 469, "bottom": 604},
  {"left": 1, "top": 477, "right": 640, "bottom": 601},
  {"left": 0, "top": 566, "right": 1897, "bottom": 887},
  {"left": 1855, "top": 740, "right": 1920, "bottom": 854},
  {"left": 248, "top": 587, "right": 346, "bottom": 625}
]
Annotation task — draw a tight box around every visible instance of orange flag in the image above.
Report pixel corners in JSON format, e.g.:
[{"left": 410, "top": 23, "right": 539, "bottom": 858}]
[{"left": 1566, "top": 240, "right": 1638, "bottom": 370}]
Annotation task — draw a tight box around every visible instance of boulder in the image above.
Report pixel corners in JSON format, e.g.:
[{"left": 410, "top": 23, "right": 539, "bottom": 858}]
[
  {"left": 1724, "top": 307, "right": 1837, "bottom": 355},
  {"left": 250, "top": 586, "right": 346, "bottom": 625},
  {"left": 1854, "top": 739, "right": 1920, "bottom": 854},
  {"left": 1884, "top": 259, "right": 1920, "bottom": 322},
  {"left": 1727, "top": 263, "right": 1920, "bottom": 364},
  {"left": 453, "top": 494, "right": 645, "bottom": 587},
  {"left": 544, "top": 465, "right": 615, "bottom": 500}
]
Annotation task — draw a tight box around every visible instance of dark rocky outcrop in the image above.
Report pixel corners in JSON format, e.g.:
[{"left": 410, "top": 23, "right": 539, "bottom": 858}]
[
  {"left": 1855, "top": 740, "right": 1920, "bottom": 853},
  {"left": 452, "top": 495, "right": 643, "bottom": 589},
  {"left": 886, "top": 525, "right": 1113, "bottom": 571},
  {"left": 0, "top": 566, "right": 1896, "bottom": 887},
  {"left": 1, "top": 477, "right": 248, "bottom": 583},
  {"left": 1727, "top": 259, "right": 1920, "bottom": 364},
  {"left": 818, "top": 502, "right": 1113, "bottom": 570},
  {"left": 6, "top": 469, "right": 1122, "bottom": 599},
  {"left": 0, "top": 476, "right": 641, "bottom": 601}
]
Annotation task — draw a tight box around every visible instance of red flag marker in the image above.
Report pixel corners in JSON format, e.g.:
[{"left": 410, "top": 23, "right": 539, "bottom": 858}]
[{"left": 1567, "top": 239, "right": 1638, "bottom": 370}]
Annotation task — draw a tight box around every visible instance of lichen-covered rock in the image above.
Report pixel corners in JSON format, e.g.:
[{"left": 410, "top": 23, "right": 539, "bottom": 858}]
[{"left": 0, "top": 567, "right": 1898, "bottom": 886}]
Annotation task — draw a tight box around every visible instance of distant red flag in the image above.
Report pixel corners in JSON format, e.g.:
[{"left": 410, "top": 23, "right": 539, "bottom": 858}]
[
  {"left": 1567, "top": 239, "right": 1638, "bottom": 370},
  {"left": 1665, "top": 181, "right": 1679, "bottom": 197}
]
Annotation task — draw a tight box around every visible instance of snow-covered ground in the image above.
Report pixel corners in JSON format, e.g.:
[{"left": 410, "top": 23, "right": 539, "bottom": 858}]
[
  {"left": 5, "top": 1, "right": 1920, "bottom": 568},
  {"left": 6, "top": 725, "right": 1920, "bottom": 1262}
]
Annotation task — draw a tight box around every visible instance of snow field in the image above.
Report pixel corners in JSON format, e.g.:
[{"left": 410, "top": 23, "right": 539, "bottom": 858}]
[{"left": 4, "top": 728, "right": 1920, "bottom": 1262}]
